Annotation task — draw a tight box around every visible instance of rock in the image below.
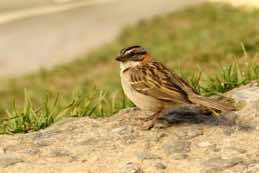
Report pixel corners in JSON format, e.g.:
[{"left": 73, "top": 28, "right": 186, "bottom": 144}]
[
  {"left": 228, "top": 147, "right": 247, "bottom": 154},
  {"left": 30, "top": 130, "right": 61, "bottom": 139},
  {"left": 246, "top": 163, "right": 259, "bottom": 173},
  {"left": 0, "top": 148, "right": 5, "bottom": 154},
  {"left": 137, "top": 152, "right": 161, "bottom": 161},
  {"left": 176, "top": 127, "right": 203, "bottom": 140},
  {"left": 227, "top": 82, "right": 259, "bottom": 103},
  {"left": 237, "top": 123, "right": 257, "bottom": 132},
  {"left": 197, "top": 141, "right": 211, "bottom": 148},
  {"left": 208, "top": 144, "right": 221, "bottom": 152},
  {"left": 152, "top": 170, "right": 164, "bottom": 173},
  {"left": 0, "top": 82, "right": 258, "bottom": 172},
  {"left": 226, "top": 82, "right": 259, "bottom": 128},
  {"left": 154, "top": 132, "right": 167, "bottom": 142},
  {"left": 111, "top": 126, "right": 137, "bottom": 144},
  {"left": 163, "top": 140, "right": 190, "bottom": 160},
  {"left": 0, "top": 157, "right": 23, "bottom": 168},
  {"left": 154, "top": 162, "right": 167, "bottom": 170},
  {"left": 223, "top": 127, "right": 236, "bottom": 136},
  {"left": 163, "top": 140, "right": 191, "bottom": 154},
  {"left": 78, "top": 137, "right": 99, "bottom": 145},
  {"left": 111, "top": 126, "right": 134, "bottom": 136},
  {"left": 48, "top": 148, "right": 71, "bottom": 157},
  {"left": 122, "top": 162, "right": 144, "bottom": 173},
  {"left": 204, "top": 157, "right": 243, "bottom": 170},
  {"left": 33, "top": 140, "right": 49, "bottom": 147},
  {"left": 186, "top": 127, "right": 203, "bottom": 139},
  {"left": 22, "top": 148, "right": 40, "bottom": 155},
  {"left": 171, "top": 153, "right": 188, "bottom": 160}
]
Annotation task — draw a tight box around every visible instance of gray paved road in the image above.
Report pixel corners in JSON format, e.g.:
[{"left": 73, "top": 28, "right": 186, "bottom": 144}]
[
  {"left": 0, "top": 0, "right": 205, "bottom": 78},
  {"left": 0, "top": 0, "right": 86, "bottom": 13}
]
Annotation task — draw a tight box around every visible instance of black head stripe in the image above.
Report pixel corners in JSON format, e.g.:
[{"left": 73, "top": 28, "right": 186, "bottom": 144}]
[
  {"left": 120, "top": 45, "right": 142, "bottom": 55},
  {"left": 135, "top": 51, "right": 147, "bottom": 55},
  {"left": 120, "top": 47, "right": 127, "bottom": 55}
]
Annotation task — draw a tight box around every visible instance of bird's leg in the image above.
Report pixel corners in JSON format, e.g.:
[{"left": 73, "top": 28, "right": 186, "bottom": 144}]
[
  {"left": 136, "top": 110, "right": 159, "bottom": 121},
  {"left": 136, "top": 115, "right": 154, "bottom": 121},
  {"left": 141, "top": 110, "right": 162, "bottom": 130}
]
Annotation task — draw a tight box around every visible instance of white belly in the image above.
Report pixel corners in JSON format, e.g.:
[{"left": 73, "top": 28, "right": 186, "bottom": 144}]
[{"left": 120, "top": 71, "right": 162, "bottom": 113}]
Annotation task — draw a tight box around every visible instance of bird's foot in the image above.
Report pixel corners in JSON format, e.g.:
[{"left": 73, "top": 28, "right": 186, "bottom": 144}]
[
  {"left": 141, "top": 120, "right": 155, "bottom": 130},
  {"left": 138, "top": 110, "right": 163, "bottom": 130},
  {"left": 136, "top": 115, "right": 154, "bottom": 122}
]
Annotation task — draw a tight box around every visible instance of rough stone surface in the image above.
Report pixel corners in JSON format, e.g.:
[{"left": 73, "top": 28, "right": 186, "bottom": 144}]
[
  {"left": 0, "top": 82, "right": 259, "bottom": 173},
  {"left": 204, "top": 157, "right": 243, "bottom": 170},
  {"left": 0, "top": 157, "right": 23, "bottom": 168}
]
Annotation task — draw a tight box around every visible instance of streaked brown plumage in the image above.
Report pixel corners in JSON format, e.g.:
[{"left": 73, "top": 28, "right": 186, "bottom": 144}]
[{"left": 116, "top": 45, "right": 235, "bottom": 129}]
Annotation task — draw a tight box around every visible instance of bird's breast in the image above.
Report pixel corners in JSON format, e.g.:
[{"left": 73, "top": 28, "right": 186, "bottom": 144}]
[{"left": 120, "top": 71, "right": 162, "bottom": 113}]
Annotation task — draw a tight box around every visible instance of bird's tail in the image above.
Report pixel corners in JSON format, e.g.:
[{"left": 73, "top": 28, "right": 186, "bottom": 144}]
[{"left": 188, "top": 94, "right": 236, "bottom": 112}]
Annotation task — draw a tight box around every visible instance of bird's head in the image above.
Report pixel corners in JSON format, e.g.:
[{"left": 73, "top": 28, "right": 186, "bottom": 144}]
[{"left": 116, "top": 45, "right": 152, "bottom": 70}]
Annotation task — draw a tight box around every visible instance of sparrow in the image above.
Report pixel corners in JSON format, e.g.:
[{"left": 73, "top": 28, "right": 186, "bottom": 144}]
[{"left": 116, "top": 45, "right": 235, "bottom": 129}]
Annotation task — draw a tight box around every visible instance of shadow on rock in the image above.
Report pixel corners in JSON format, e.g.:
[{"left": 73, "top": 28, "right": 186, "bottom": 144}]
[{"left": 159, "top": 106, "right": 254, "bottom": 131}]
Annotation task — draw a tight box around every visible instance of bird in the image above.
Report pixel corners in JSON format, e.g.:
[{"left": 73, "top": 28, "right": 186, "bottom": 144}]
[{"left": 116, "top": 45, "right": 235, "bottom": 129}]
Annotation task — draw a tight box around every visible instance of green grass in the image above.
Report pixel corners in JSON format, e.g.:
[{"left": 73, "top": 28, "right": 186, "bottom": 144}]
[
  {"left": 202, "top": 62, "right": 259, "bottom": 95},
  {"left": 0, "top": 3, "right": 259, "bottom": 134},
  {"left": 0, "top": 89, "right": 132, "bottom": 133}
]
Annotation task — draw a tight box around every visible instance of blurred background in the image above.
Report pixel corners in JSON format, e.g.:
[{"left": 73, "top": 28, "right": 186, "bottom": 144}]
[
  {"left": 1, "top": 0, "right": 258, "bottom": 77},
  {"left": 0, "top": 0, "right": 259, "bottom": 133},
  {"left": 0, "top": 0, "right": 204, "bottom": 77}
]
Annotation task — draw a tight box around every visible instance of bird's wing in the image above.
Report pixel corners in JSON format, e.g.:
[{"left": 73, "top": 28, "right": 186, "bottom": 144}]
[{"left": 129, "top": 61, "right": 193, "bottom": 104}]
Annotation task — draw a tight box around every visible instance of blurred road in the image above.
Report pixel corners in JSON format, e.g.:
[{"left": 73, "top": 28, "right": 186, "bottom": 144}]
[
  {"left": 0, "top": 0, "right": 205, "bottom": 78},
  {"left": 0, "top": 0, "right": 86, "bottom": 13},
  {"left": 210, "top": 0, "right": 259, "bottom": 7}
]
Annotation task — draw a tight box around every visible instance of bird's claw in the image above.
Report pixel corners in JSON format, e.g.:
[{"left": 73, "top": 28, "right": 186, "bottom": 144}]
[
  {"left": 136, "top": 116, "right": 154, "bottom": 122},
  {"left": 141, "top": 120, "right": 155, "bottom": 130}
]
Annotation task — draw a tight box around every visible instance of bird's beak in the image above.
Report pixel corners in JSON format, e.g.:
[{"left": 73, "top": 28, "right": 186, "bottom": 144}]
[{"left": 115, "top": 55, "right": 127, "bottom": 62}]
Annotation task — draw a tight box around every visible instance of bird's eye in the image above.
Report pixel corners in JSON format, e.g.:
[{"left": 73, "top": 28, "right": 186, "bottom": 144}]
[
  {"left": 129, "top": 52, "right": 135, "bottom": 56},
  {"left": 125, "top": 51, "right": 134, "bottom": 57}
]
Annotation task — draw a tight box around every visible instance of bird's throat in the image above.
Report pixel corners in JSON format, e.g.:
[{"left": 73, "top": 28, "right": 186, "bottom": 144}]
[{"left": 120, "top": 61, "right": 140, "bottom": 73}]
